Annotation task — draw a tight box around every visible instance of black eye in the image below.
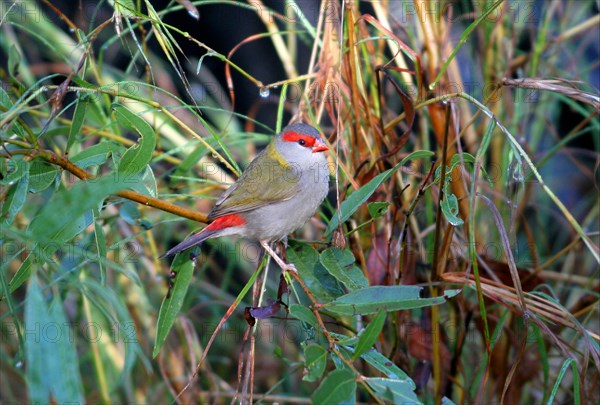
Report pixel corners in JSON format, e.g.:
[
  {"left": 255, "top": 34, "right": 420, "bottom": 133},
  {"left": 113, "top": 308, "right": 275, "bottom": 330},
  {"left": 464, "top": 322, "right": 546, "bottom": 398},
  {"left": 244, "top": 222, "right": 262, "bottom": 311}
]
[{"left": 298, "top": 139, "right": 306, "bottom": 146}]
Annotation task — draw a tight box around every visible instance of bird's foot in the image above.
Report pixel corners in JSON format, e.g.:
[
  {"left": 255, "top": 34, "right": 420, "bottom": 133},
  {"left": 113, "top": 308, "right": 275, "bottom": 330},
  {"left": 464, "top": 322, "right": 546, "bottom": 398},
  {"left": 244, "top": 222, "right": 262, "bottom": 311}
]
[
  {"left": 260, "top": 240, "right": 297, "bottom": 274},
  {"left": 282, "top": 262, "right": 297, "bottom": 274}
]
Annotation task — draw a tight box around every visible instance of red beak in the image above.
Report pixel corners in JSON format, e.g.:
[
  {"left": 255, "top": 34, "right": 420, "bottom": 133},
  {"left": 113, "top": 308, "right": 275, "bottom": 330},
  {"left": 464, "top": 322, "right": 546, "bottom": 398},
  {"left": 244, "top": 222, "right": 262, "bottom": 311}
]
[{"left": 312, "top": 139, "right": 328, "bottom": 153}]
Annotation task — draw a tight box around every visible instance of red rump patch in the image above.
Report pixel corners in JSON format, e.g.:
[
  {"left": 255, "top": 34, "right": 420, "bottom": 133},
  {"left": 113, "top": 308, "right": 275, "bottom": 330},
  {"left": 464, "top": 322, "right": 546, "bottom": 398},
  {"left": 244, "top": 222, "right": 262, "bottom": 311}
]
[
  {"left": 205, "top": 214, "right": 246, "bottom": 231},
  {"left": 282, "top": 131, "right": 317, "bottom": 147}
]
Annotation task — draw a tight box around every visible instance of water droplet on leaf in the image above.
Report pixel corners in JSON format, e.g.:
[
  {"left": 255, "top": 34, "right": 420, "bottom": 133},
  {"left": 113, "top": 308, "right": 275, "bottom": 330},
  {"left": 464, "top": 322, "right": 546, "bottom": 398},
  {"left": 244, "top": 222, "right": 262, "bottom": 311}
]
[{"left": 512, "top": 165, "right": 524, "bottom": 182}]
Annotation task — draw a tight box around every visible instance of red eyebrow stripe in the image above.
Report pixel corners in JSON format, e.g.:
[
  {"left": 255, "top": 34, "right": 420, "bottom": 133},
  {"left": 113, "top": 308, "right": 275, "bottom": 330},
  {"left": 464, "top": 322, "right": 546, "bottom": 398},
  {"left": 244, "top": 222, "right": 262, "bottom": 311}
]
[{"left": 282, "top": 131, "right": 316, "bottom": 147}]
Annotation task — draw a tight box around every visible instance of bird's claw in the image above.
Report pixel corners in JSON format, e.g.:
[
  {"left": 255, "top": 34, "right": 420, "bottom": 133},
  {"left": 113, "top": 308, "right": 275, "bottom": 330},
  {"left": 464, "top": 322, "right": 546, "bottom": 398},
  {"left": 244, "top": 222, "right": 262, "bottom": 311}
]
[{"left": 283, "top": 263, "right": 297, "bottom": 274}]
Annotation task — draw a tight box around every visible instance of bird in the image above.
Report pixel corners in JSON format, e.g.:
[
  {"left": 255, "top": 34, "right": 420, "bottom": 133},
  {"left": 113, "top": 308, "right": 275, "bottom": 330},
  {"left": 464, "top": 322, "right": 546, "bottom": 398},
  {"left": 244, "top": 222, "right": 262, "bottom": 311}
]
[{"left": 162, "top": 122, "right": 330, "bottom": 274}]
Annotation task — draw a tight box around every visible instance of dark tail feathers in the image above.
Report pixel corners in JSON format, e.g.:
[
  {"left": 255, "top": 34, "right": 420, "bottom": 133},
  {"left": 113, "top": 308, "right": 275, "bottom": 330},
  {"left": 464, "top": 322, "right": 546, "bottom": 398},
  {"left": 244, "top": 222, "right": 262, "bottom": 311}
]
[{"left": 160, "top": 231, "right": 212, "bottom": 258}]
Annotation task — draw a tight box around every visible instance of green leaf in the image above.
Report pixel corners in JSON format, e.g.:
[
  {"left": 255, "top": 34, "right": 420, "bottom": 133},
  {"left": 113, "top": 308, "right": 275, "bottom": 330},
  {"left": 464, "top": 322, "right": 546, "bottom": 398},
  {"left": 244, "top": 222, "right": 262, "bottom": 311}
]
[
  {"left": 302, "top": 343, "right": 328, "bottom": 382},
  {"left": 29, "top": 175, "right": 126, "bottom": 244},
  {"left": 287, "top": 242, "right": 340, "bottom": 302},
  {"left": 1, "top": 158, "right": 29, "bottom": 185},
  {"left": 70, "top": 142, "right": 120, "bottom": 168},
  {"left": 331, "top": 346, "right": 352, "bottom": 371},
  {"left": 323, "top": 286, "right": 460, "bottom": 315},
  {"left": 2, "top": 166, "right": 29, "bottom": 225},
  {"left": 330, "top": 331, "right": 359, "bottom": 347},
  {"left": 313, "top": 261, "right": 345, "bottom": 298},
  {"left": 52, "top": 211, "right": 94, "bottom": 248},
  {"left": 312, "top": 369, "right": 356, "bottom": 404},
  {"left": 47, "top": 296, "right": 85, "bottom": 402},
  {"left": 451, "top": 152, "right": 493, "bottom": 188},
  {"left": 450, "top": 153, "right": 472, "bottom": 167},
  {"left": 365, "top": 377, "right": 420, "bottom": 404},
  {"left": 119, "top": 201, "right": 141, "bottom": 225},
  {"left": 78, "top": 279, "right": 142, "bottom": 381},
  {"left": 440, "top": 192, "right": 463, "bottom": 226},
  {"left": 352, "top": 309, "right": 386, "bottom": 360},
  {"left": 368, "top": 201, "right": 390, "bottom": 219},
  {"left": 93, "top": 210, "right": 107, "bottom": 283},
  {"left": 9, "top": 254, "right": 35, "bottom": 293},
  {"left": 113, "top": 103, "right": 156, "bottom": 176},
  {"left": 67, "top": 94, "right": 90, "bottom": 153},
  {"left": 360, "top": 349, "right": 410, "bottom": 380},
  {"left": 153, "top": 254, "right": 194, "bottom": 357},
  {"left": 326, "top": 170, "right": 388, "bottom": 235},
  {"left": 547, "top": 358, "right": 581, "bottom": 405},
  {"left": 127, "top": 165, "right": 158, "bottom": 197},
  {"left": 327, "top": 150, "right": 433, "bottom": 235},
  {"left": 10, "top": 211, "right": 94, "bottom": 292},
  {"left": 0, "top": 84, "right": 12, "bottom": 108},
  {"left": 24, "top": 276, "right": 85, "bottom": 403},
  {"left": 115, "top": 0, "right": 135, "bottom": 11},
  {"left": 320, "top": 248, "right": 368, "bottom": 291},
  {"left": 25, "top": 276, "right": 47, "bottom": 403},
  {"left": 289, "top": 304, "right": 317, "bottom": 327},
  {"left": 435, "top": 163, "right": 464, "bottom": 226},
  {"left": 28, "top": 160, "right": 59, "bottom": 193},
  {"left": 438, "top": 151, "right": 494, "bottom": 227}
]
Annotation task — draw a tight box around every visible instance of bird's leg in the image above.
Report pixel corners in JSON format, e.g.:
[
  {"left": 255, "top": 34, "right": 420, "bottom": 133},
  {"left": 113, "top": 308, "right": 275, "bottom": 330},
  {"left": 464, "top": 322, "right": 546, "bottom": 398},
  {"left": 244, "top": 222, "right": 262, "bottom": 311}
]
[
  {"left": 260, "top": 240, "right": 297, "bottom": 273},
  {"left": 278, "top": 237, "right": 288, "bottom": 262}
]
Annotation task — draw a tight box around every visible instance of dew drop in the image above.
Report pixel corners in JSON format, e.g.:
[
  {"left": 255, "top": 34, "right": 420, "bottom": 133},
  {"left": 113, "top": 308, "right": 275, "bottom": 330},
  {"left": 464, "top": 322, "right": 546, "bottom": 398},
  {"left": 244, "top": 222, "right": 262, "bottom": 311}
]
[
  {"left": 212, "top": 153, "right": 218, "bottom": 159},
  {"left": 16, "top": 361, "right": 23, "bottom": 368},
  {"left": 69, "top": 27, "right": 75, "bottom": 33},
  {"left": 259, "top": 87, "right": 270, "bottom": 98},
  {"left": 512, "top": 165, "right": 524, "bottom": 182},
  {"left": 187, "top": 9, "right": 200, "bottom": 19}
]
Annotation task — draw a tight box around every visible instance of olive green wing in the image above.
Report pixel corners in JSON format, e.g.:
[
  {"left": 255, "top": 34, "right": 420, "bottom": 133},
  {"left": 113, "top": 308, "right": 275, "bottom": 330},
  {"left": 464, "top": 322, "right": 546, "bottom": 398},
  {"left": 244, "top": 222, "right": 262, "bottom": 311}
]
[{"left": 207, "top": 147, "right": 299, "bottom": 220}]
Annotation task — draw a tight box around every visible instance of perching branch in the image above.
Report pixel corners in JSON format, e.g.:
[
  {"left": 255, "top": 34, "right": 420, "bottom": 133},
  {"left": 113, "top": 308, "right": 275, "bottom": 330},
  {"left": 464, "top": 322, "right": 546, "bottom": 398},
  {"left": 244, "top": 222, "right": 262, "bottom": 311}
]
[{"left": 5, "top": 146, "right": 208, "bottom": 223}]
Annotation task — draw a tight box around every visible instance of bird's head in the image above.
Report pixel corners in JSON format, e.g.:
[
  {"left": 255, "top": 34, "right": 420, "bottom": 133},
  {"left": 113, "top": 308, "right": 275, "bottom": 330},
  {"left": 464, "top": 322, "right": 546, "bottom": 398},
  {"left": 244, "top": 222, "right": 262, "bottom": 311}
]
[{"left": 274, "top": 123, "right": 328, "bottom": 168}]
